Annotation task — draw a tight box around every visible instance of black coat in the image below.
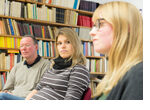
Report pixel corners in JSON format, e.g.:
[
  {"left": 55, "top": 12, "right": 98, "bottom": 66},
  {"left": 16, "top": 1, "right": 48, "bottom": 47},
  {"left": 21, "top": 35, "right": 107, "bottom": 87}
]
[{"left": 107, "top": 62, "right": 143, "bottom": 100}]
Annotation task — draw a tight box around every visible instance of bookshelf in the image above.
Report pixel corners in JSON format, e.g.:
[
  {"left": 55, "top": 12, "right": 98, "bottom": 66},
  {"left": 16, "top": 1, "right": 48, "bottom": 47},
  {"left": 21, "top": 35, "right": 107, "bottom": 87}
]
[{"left": 0, "top": 0, "right": 106, "bottom": 97}]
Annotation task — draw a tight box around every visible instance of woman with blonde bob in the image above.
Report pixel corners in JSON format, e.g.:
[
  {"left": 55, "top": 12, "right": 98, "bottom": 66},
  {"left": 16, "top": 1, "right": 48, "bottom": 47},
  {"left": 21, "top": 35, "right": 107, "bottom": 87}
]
[
  {"left": 25, "top": 27, "right": 90, "bottom": 100},
  {"left": 90, "top": 1, "right": 143, "bottom": 100}
]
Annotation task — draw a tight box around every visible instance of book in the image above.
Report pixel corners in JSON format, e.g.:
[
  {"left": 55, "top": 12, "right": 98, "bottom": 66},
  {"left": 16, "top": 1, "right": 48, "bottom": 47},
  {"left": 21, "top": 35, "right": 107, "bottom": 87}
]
[
  {"left": 0, "top": 0, "right": 5, "bottom": 15},
  {"left": 0, "top": 74, "right": 2, "bottom": 90},
  {"left": 0, "top": 37, "right": 5, "bottom": 48},
  {"left": 3, "top": 19, "right": 10, "bottom": 35},
  {"left": 73, "top": 0, "right": 80, "bottom": 9},
  {"left": 0, "top": 20, "right": 5, "bottom": 34},
  {"left": 8, "top": 18, "right": 15, "bottom": 35}
]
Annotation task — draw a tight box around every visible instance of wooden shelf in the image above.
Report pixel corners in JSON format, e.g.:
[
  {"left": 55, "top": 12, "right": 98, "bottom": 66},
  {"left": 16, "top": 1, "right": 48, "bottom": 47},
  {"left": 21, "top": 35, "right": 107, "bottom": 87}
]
[
  {"left": 24, "top": 18, "right": 79, "bottom": 28},
  {"left": 0, "top": 15, "right": 91, "bottom": 29},
  {"left": 0, "top": 34, "right": 55, "bottom": 41},
  {"left": 0, "top": 47, "right": 19, "bottom": 50},
  {"left": 42, "top": 56, "right": 55, "bottom": 59},
  {"left": 15, "top": 0, "right": 26, "bottom": 2},
  {"left": 0, "top": 69, "right": 10, "bottom": 72},
  {"left": 0, "top": 15, "right": 24, "bottom": 21},
  {"left": 36, "top": 37, "right": 55, "bottom": 41},
  {"left": 81, "top": 39, "right": 92, "bottom": 42},
  {"left": 0, "top": 34, "right": 22, "bottom": 38},
  {"left": 86, "top": 56, "right": 105, "bottom": 59}
]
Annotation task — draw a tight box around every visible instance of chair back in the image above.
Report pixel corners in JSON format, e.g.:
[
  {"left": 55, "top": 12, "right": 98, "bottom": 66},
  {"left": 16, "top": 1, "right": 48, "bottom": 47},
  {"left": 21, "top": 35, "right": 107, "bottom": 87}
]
[{"left": 82, "top": 87, "right": 91, "bottom": 100}]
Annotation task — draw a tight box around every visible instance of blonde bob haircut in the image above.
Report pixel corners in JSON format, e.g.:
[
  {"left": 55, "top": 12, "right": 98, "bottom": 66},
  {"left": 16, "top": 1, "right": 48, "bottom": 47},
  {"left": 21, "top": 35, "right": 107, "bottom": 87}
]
[
  {"left": 92, "top": 1, "right": 143, "bottom": 97},
  {"left": 51, "top": 28, "right": 86, "bottom": 68}
]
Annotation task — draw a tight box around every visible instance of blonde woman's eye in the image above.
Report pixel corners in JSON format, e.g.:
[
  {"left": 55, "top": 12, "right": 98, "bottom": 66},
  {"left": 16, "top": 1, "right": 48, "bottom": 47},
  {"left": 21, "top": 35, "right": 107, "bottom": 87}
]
[
  {"left": 100, "top": 22, "right": 105, "bottom": 26},
  {"left": 66, "top": 41, "right": 70, "bottom": 44},
  {"left": 57, "top": 42, "right": 62, "bottom": 45}
]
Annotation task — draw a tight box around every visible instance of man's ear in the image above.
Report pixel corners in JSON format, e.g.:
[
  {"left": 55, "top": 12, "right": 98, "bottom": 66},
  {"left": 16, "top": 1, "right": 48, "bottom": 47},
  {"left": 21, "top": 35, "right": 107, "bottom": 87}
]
[{"left": 35, "top": 44, "right": 38, "bottom": 50}]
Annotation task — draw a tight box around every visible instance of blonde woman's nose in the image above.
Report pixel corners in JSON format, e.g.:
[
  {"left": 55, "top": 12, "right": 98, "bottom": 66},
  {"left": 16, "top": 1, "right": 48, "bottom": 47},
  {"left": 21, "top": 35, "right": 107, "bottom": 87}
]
[{"left": 89, "top": 27, "right": 97, "bottom": 37}]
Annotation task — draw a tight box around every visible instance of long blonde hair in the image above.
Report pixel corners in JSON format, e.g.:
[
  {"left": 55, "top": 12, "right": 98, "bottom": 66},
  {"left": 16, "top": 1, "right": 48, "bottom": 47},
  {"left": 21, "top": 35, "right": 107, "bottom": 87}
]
[
  {"left": 93, "top": 1, "right": 143, "bottom": 97},
  {"left": 51, "top": 28, "right": 86, "bottom": 68}
]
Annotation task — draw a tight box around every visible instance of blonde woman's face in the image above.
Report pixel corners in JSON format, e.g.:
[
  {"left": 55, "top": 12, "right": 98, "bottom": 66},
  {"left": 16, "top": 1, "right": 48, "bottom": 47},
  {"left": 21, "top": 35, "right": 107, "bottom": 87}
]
[
  {"left": 89, "top": 15, "right": 113, "bottom": 54},
  {"left": 57, "top": 35, "right": 74, "bottom": 58}
]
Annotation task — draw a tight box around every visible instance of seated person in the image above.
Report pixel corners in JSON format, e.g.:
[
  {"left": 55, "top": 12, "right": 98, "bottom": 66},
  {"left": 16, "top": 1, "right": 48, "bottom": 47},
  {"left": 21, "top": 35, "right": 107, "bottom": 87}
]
[
  {"left": 0, "top": 35, "right": 50, "bottom": 100},
  {"left": 26, "top": 28, "right": 90, "bottom": 100},
  {"left": 89, "top": 1, "right": 143, "bottom": 100}
]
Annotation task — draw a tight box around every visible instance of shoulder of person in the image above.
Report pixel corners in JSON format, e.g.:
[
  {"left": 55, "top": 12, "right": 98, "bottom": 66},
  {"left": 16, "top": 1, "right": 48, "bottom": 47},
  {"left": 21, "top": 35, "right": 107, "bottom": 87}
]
[
  {"left": 71, "top": 64, "right": 89, "bottom": 74},
  {"left": 13, "top": 61, "right": 24, "bottom": 68},
  {"left": 73, "top": 64, "right": 88, "bottom": 70},
  {"left": 40, "top": 57, "right": 50, "bottom": 64},
  {"left": 122, "top": 62, "right": 143, "bottom": 83},
  {"left": 126, "top": 62, "right": 143, "bottom": 78}
]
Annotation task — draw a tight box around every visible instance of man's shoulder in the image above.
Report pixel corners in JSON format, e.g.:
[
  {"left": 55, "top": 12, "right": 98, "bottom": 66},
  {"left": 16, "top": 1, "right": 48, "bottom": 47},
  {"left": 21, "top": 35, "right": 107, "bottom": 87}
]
[
  {"left": 39, "top": 57, "right": 50, "bottom": 64},
  {"left": 37, "top": 57, "right": 50, "bottom": 69},
  {"left": 14, "top": 61, "right": 24, "bottom": 67}
]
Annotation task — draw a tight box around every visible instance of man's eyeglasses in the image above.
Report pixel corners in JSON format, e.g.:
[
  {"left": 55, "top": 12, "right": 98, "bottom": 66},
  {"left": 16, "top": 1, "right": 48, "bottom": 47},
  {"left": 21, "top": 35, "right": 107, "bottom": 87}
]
[
  {"left": 20, "top": 44, "right": 31, "bottom": 49},
  {"left": 92, "top": 18, "right": 105, "bottom": 31}
]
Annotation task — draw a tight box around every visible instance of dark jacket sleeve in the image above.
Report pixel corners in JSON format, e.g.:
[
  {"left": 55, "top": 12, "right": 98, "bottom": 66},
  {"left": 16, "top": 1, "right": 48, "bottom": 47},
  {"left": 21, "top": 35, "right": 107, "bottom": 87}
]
[{"left": 107, "top": 62, "right": 143, "bottom": 100}]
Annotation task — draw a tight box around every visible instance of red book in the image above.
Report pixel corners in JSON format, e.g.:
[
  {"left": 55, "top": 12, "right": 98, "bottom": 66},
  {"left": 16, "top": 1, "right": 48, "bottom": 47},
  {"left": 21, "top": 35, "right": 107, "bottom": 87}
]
[
  {"left": 29, "top": 25, "right": 33, "bottom": 36},
  {"left": 10, "top": 53, "right": 14, "bottom": 70},
  {"left": 77, "top": 15, "right": 81, "bottom": 26},
  {"left": 0, "top": 20, "right": 5, "bottom": 34},
  {"left": 41, "top": 26, "right": 45, "bottom": 38},
  {"left": 87, "top": 17, "right": 91, "bottom": 27},
  {"left": 48, "top": 0, "right": 52, "bottom": 4},
  {"left": 82, "top": 16, "right": 87, "bottom": 27}
]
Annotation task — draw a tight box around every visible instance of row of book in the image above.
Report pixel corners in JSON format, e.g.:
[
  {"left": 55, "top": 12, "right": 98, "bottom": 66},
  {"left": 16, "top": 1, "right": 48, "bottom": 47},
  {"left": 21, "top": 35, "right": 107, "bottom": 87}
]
[
  {"left": 34, "top": 0, "right": 80, "bottom": 9},
  {"left": 0, "top": 35, "right": 100, "bottom": 58},
  {"left": 0, "top": 1, "right": 92, "bottom": 27},
  {"left": 34, "top": 0, "right": 100, "bottom": 11},
  {"left": 76, "top": 27, "right": 91, "bottom": 40},
  {"left": 0, "top": 51, "right": 106, "bottom": 72},
  {"left": 0, "top": 18, "right": 20, "bottom": 36},
  {"left": 77, "top": 15, "right": 92, "bottom": 27},
  {"left": 86, "top": 58, "right": 107, "bottom": 73},
  {"left": 82, "top": 42, "right": 102, "bottom": 57},
  {"left": 48, "top": 0, "right": 81, "bottom": 9},
  {"left": 0, "top": 37, "right": 21, "bottom": 49},
  {"left": 0, "top": 0, "right": 24, "bottom": 18},
  {"left": 79, "top": 0, "right": 99, "bottom": 12},
  {"left": 26, "top": 3, "right": 55, "bottom": 22},
  {"left": 26, "top": 3, "right": 79, "bottom": 25},
  {"left": 0, "top": 1, "right": 79, "bottom": 25},
  {"left": 0, "top": 18, "right": 56, "bottom": 39},
  {"left": 0, "top": 52, "right": 22, "bottom": 70},
  {"left": 58, "top": 9, "right": 78, "bottom": 25},
  {"left": 0, "top": 72, "right": 7, "bottom": 90},
  {"left": 37, "top": 40, "right": 56, "bottom": 57},
  {"left": 38, "top": 40, "right": 102, "bottom": 58}
]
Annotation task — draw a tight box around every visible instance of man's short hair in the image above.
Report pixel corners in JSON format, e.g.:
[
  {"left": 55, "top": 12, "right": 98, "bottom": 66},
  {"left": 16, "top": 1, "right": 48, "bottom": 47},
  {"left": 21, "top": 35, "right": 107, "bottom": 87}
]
[{"left": 23, "top": 35, "right": 38, "bottom": 45}]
